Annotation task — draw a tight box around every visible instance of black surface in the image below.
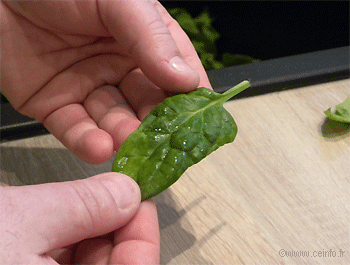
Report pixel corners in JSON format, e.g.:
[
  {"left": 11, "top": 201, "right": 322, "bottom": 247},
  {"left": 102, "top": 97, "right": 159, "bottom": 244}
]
[
  {"left": 207, "top": 46, "right": 350, "bottom": 97},
  {"left": 0, "top": 103, "right": 49, "bottom": 142},
  {"left": 1, "top": 47, "right": 349, "bottom": 142},
  {"left": 161, "top": 1, "right": 349, "bottom": 60}
]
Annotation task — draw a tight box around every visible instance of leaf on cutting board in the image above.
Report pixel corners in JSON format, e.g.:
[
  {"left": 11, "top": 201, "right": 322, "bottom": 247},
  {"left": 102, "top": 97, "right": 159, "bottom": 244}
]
[{"left": 324, "top": 96, "right": 350, "bottom": 123}]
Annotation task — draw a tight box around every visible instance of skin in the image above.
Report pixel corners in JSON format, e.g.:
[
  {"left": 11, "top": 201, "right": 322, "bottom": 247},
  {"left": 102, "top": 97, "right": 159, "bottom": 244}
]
[
  {"left": 1, "top": 0, "right": 211, "bottom": 264},
  {"left": 0, "top": 173, "right": 159, "bottom": 264},
  {"left": 1, "top": 0, "right": 211, "bottom": 164}
]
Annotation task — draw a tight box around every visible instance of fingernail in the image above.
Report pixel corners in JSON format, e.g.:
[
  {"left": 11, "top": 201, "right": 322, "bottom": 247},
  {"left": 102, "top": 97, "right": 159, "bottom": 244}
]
[
  {"left": 169, "top": 56, "right": 195, "bottom": 72},
  {"left": 102, "top": 177, "right": 136, "bottom": 209}
]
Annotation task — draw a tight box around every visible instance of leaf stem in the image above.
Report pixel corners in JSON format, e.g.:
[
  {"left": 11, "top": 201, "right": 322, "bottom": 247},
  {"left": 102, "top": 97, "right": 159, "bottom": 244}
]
[{"left": 222, "top": 80, "right": 250, "bottom": 102}]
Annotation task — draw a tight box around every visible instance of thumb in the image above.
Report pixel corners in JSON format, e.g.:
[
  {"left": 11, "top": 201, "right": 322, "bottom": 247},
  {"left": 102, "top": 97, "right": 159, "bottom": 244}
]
[
  {"left": 2, "top": 173, "right": 141, "bottom": 254},
  {"left": 98, "top": 0, "right": 200, "bottom": 92}
]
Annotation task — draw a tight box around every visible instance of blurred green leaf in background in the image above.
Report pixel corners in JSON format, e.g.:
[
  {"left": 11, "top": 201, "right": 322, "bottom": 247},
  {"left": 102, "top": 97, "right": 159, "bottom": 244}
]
[{"left": 168, "top": 8, "right": 261, "bottom": 71}]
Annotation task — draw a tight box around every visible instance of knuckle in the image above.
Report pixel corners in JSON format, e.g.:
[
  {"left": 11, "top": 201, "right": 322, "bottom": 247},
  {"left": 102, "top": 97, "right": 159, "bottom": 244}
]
[
  {"left": 148, "top": 18, "right": 169, "bottom": 35},
  {"left": 127, "top": 18, "right": 171, "bottom": 57},
  {"left": 70, "top": 180, "right": 104, "bottom": 234}
]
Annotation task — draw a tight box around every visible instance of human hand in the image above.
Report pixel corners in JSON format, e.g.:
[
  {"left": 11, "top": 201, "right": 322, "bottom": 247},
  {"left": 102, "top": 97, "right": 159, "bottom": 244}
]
[
  {"left": 1, "top": 0, "right": 211, "bottom": 164},
  {"left": 0, "top": 173, "right": 160, "bottom": 264}
]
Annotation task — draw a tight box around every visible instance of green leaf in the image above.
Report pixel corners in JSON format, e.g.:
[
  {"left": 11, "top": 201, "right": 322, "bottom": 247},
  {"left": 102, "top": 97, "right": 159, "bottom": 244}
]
[
  {"left": 112, "top": 81, "right": 251, "bottom": 201},
  {"left": 324, "top": 96, "right": 350, "bottom": 123},
  {"left": 167, "top": 8, "right": 200, "bottom": 36},
  {"left": 194, "top": 9, "right": 220, "bottom": 44}
]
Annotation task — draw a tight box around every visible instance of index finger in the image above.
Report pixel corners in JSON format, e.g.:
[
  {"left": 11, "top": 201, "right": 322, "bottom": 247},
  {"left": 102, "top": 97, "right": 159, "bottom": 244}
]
[
  {"left": 110, "top": 200, "right": 160, "bottom": 264},
  {"left": 98, "top": 0, "right": 200, "bottom": 93},
  {"left": 154, "top": 1, "right": 212, "bottom": 89}
]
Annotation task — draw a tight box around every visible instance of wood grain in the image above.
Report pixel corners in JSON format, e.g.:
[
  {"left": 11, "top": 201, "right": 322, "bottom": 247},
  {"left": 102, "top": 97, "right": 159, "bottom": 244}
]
[{"left": 1, "top": 79, "right": 349, "bottom": 264}]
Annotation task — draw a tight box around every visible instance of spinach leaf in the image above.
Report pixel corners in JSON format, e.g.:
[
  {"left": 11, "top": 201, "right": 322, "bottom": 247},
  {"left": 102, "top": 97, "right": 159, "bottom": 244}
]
[
  {"left": 112, "top": 81, "right": 250, "bottom": 201},
  {"left": 324, "top": 96, "right": 350, "bottom": 123}
]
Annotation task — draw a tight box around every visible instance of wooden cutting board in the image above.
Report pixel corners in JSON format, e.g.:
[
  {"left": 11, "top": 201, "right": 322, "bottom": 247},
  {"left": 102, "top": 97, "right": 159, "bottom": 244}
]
[{"left": 1, "top": 79, "right": 349, "bottom": 264}]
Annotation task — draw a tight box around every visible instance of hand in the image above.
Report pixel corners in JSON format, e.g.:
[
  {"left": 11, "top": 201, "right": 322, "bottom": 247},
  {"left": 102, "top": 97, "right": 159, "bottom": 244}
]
[
  {"left": 1, "top": 0, "right": 211, "bottom": 164},
  {"left": 0, "top": 173, "right": 160, "bottom": 264}
]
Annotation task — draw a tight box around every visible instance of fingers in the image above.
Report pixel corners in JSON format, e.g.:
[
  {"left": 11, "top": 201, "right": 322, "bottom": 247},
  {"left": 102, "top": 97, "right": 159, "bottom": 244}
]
[
  {"left": 36, "top": 54, "right": 136, "bottom": 164},
  {"left": 110, "top": 200, "right": 160, "bottom": 264},
  {"left": 1, "top": 173, "right": 141, "bottom": 255},
  {"left": 43, "top": 103, "right": 115, "bottom": 164},
  {"left": 154, "top": 1, "right": 212, "bottom": 89},
  {"left": 98, "top": 0, "right": 200, "bottom": 93},
  {"left": 44, "top": 78, "right": 166, "bottom": 164},
  {"left": 84, "top": 85, "right": 142, "bottom": 152},
  {"left": 117, "top": 69, "right": 168, "bottom": 120},
  {"left": 74, "top": 238, "right": 113, "bottom": 265},
  {"left": 70, "top": 200, "right": 159, "bottom": 265}
]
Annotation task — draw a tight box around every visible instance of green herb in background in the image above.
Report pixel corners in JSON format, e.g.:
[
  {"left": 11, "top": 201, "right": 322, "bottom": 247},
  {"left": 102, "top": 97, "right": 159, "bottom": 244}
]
[
  {"left": 112, "top": 81, "right": 251, "bottom": 201},
  {"left": 324, "top": 96, "right": 350, "bottom": 123},
  {"left": 168, "top": 8, "right": 260, "bottom": 71}
]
